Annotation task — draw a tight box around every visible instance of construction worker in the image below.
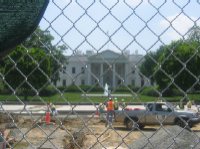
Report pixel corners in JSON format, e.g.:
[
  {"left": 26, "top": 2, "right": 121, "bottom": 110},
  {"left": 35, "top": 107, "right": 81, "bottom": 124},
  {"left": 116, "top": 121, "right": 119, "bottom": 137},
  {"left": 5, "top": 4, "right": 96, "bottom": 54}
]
[
  {"left": 186, "top": 100, "right": 192, "bottom": 109},
  {"left": 114, "top": 98, "right": 119, "bottom": 110},
  {"left": 105, "top": 98, "right": 114, "bottom": 127},
  {"left": 121, "top": 98, "right": 127, "bottom": 110},
  {"left": 50, "top": 103, "right": 58, "bottom": 116},
  {"left": 98, "top": 102, "right": 105, "bottom": 121},
  {"left": 47, "top": 102, "right": 51, "bottom": 112}
]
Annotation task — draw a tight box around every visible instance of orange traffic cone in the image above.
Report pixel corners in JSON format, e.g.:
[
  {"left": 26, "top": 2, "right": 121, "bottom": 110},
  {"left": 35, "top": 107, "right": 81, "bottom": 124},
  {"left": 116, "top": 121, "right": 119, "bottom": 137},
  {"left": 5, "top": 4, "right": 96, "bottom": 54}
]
[
  {"left": 95, "top": 110, "right": 99, "bottom": 117},
  {"left": 45, "top": 112, "right": 51, "bottom": 125}
]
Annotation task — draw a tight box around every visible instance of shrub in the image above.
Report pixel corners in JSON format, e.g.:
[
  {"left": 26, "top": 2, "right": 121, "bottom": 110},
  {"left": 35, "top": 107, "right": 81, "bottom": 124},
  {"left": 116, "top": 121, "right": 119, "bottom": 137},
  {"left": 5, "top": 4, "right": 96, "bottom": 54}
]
[
  {"left": 0, "top": 88, "right": 11, "bottom": 95},
  {"left": 141, "top": 87, "right": 159, "bottom": 97},
  {"left": 79, "top": 85, "right": 91, "bottom": 92},
  {"left": 128, "top": 85, "right": 140, "bottom": 92},
  {"left": 39, "top": 85, "right": 57, "bottom": 96},
  {"left": 90, "top": 86, "right": 103, "bottom": 92},
  {"left": 162, "top": 88, "right": 183, "bottom": 97},
  {"left": 57, "top": 86, "right": 67, "bottom": 92},
  {"left": 58, "top": 85, "right": 103, "bottom": 93},
  {"left": 66, "top": 85, "right": 80, "bottom": 92},
  {"left": 115, "top": 85, "right": 129, "bottom": 92},
  {"left": 15, "top": 88, "right": 35, "bottom": 96}
]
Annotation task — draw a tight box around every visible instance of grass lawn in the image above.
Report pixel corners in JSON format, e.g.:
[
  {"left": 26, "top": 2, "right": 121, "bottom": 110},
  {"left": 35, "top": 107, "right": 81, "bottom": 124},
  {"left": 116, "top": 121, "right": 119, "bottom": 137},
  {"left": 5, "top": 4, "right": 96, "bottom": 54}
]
[{"left": 0, "top": 92, "right": 199, "bottom": 103}]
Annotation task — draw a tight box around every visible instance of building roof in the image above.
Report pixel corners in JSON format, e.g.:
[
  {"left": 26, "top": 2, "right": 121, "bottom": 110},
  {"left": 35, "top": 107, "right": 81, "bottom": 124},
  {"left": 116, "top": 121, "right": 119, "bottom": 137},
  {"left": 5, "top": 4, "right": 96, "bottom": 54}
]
[
  {"left": 67, "top": 55, "right": 88, "bottom": 63},
  {"left": 88, "top": 49, "right": 128, "bottom": 63},
  {"left": 66, "top": 49, "right": 143, "bottom": 64}
]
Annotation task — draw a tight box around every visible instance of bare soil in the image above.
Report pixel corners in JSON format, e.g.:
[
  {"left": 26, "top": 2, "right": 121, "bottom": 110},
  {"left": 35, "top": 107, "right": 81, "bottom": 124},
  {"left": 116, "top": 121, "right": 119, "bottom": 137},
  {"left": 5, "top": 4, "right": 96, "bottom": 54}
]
[{"left": 1, "top": 115, "right": 200, "bottom": 149}]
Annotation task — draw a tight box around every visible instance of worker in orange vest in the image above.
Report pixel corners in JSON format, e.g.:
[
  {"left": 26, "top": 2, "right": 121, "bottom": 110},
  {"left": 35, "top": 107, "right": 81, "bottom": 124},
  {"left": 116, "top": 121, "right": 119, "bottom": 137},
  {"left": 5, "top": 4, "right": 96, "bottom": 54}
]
[{"left": 105, "top": 97, "right": 114, "bottom": 127}]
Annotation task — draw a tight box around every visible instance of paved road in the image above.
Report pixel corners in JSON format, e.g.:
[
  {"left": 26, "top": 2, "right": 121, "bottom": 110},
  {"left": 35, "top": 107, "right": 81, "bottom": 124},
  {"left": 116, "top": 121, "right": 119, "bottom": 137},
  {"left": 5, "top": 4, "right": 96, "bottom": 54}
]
[
  {"left": 1, "top": 104, "right": 199, "bottom": 114},
  {"left": 0, "top": 104, "right": 146, "bottom": 115}
]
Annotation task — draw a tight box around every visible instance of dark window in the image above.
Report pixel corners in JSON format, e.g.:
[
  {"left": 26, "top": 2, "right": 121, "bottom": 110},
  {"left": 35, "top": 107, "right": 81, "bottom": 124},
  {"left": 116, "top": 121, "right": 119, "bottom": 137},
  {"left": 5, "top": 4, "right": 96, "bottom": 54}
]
[
  {"left": 53, "top": 81, "right": 57, "bottom": 86},
  {"left": 63, "top": 80, "right": 66, "bottom": 86},
  {"left": 147, "top": 104, "right": 153, "bottom": 111},
  {"left": 117, "top": 80, "right": 121, "bottom": 85},
  {"left": 81, "top": 79, "right": 85, "bottom": 85},
  {"left": 72, "top": 67, "right": 76, "bottom": 74},
  {"left": 63, "top": 66, "right": 66, "bottom": 73},
  {"left": 155, "top": 104, "right": 163, "bottom": 111},
  {"left": 132, "top": 80, "right": 135, "bottom": 86},
  {"left": 81, "top": 67, "right": 85, "bottom": 74}
]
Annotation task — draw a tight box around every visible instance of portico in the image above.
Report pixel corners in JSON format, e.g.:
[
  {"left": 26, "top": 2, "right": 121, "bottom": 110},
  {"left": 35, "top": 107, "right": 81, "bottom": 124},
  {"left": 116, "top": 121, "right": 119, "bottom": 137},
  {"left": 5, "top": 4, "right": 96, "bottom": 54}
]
[{"left": 88, "top": 50, "right": 128, "bottom": 88}]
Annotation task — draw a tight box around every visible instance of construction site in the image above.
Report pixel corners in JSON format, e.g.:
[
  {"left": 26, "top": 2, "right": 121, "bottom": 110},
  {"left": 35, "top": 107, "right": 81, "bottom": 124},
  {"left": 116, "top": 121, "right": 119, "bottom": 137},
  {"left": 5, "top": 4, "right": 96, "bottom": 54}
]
[
  {"left": 1, "top": 0, "right": 200, "bottom": 149},
  {"left": 0, "top": 112, "right": 200, "bottom": 149}
]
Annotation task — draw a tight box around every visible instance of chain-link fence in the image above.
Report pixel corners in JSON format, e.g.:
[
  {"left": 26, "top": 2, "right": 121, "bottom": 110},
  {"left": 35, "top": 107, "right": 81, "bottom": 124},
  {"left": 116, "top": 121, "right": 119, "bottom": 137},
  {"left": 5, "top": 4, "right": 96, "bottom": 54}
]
[{"left": 0, "top": 0, "right": 200, "bottom": 148}]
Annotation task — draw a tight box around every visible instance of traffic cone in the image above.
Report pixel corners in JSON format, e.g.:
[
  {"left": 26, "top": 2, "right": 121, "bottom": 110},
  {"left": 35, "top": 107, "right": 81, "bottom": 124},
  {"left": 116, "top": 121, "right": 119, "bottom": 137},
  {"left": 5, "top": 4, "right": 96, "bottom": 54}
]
[
  {"left": 45, "top": 112, "right": 51, "bottom": 125},
  {"left": 95, "top": 110, "right": 99, "bottom": 117}
]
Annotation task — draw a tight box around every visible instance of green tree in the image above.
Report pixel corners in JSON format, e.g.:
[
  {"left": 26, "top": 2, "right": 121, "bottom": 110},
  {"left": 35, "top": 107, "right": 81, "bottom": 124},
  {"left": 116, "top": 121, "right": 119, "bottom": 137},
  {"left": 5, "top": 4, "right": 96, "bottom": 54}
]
[
  {"left": 154, "top": 40, "right": 200, "bottom": 93},
  {"left": 140, "top": 47, "right": 165, "bottom": 85},
  {"left": 1, "top": 46, "right": 51, "bottom": 101},
  {"left": 140, "top": 25, "right": 200, "bottom": 96},
  {"left": 187, "top": 24, "right": 200, "bottom": 43},
  {"left": 23, "top": 27, "right": 67, "bottom": 84},
  {"left": 23, "top": 27, "right": 54, "bottom": 50}
]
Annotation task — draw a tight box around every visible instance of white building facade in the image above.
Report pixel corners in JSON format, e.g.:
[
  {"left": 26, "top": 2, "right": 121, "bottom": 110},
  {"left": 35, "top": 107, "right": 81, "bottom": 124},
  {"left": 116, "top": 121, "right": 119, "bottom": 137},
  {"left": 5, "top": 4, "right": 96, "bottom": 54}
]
[{"left": 56, "top": 50, "right": 149, "bottom": 88}]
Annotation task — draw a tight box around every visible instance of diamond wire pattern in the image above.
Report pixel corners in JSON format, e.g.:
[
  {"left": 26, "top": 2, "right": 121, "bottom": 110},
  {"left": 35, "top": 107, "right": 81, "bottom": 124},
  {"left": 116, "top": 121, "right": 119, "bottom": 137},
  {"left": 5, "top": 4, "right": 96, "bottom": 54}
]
[{"left": 0, "top": 0, "right": 200, "bottom": 148}]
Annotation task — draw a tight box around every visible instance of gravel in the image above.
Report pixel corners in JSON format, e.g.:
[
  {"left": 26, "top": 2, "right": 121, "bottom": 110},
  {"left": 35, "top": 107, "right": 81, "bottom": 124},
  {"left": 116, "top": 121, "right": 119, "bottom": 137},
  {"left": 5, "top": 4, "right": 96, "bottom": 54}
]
[{"left": 131, "top": 126, "right": 200, "bottom": 149}]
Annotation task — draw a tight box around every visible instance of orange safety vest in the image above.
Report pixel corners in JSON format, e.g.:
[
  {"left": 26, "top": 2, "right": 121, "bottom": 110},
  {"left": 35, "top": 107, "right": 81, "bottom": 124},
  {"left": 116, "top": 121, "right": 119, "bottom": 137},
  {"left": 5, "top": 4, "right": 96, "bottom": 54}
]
[{"left": 107, "top": 100, "right": 114, "bottom": 111}]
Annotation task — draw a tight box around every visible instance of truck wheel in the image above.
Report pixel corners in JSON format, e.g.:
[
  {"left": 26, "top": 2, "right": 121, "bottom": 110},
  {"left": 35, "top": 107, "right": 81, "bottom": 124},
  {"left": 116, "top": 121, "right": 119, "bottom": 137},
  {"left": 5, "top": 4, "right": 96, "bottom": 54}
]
[
  {"left": 139, "top": 124, "right": 145, "bottom": 129},
  {"left": 125, "top": 118, "right": 140, "bottom": 130},
  {"left": 188, "top": 122, "right": 193, "bottom": 128},
  {"left": 176, "top": 118, "right": 192, "bottom": 131},
  {"left": 176, "top": 119, "right": 185, "bottom": 128}
]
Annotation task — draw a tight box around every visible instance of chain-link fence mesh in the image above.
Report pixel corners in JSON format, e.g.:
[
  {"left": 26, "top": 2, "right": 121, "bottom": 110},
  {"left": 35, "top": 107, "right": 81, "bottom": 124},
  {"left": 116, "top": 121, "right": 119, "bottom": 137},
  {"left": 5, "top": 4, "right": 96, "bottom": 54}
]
[{"left": 0, "top": 0, "right": 200, "bottom": 148}]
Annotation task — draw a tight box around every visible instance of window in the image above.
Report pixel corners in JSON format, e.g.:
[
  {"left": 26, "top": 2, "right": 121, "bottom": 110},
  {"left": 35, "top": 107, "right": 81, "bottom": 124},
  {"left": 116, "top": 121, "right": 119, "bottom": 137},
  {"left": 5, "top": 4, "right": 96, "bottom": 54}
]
[
  {"left": 72, "top": 67, "right": 76, "bottom": 74},
  {"left": 81, "top": 79, "right": 85, "bottom": 85},
  {"left": 147, "top": 104, "right": 153, "bottom": 111},
  {"left": 132, "top": 80, "right": 135, "bottom": 86},
  {"left": 117, "top": 80, "right": 121, "bottom": 85},
  {"left": 155, "top": 104, "right": 171, "bottom": 112},
  {"left": 155, "top": 104, "right": 162, "bottom": 111},
  {"left": 81, "top": 67, "right": 85, "bottom": 74},
  {"left": 62, "top": 79, "right": 66, "bottom": 86},
  {"left": 63, "top": 66, "right": 66, "bottom": 73},
  {"left": 53, "top": 81, "right": 57, "bottom": 86}
]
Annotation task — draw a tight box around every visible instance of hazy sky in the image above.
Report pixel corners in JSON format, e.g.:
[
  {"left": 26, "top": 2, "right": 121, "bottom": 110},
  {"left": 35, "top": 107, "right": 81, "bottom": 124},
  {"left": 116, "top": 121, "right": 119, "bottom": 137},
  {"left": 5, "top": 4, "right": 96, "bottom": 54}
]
[{"left": 39, "top": 0, "right": 200, "bottom": 55}]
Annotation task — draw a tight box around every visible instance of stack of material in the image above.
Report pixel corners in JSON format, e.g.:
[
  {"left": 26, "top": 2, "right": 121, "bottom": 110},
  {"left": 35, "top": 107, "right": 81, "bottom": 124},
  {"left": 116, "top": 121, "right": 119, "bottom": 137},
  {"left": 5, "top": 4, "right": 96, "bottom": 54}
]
[{"left": 131, "top": 126, "right": 199, "bottom": 149}]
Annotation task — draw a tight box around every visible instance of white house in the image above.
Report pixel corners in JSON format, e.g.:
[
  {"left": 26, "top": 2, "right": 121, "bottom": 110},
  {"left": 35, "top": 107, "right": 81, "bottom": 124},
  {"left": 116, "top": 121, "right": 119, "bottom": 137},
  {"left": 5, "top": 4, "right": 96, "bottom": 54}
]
[{"left": 56, "top": 50, "right": 149, "bottom": 88}]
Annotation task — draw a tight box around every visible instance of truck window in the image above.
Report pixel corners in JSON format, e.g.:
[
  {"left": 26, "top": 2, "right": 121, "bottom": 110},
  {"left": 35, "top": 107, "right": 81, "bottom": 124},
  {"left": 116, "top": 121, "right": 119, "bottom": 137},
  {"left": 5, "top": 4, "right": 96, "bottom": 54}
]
[
  {"left": 147, "top": 104, "right": 153, "bottom": 111},
  {"left": 156, "top": 104, "right": 163, "bottom": 111},
  {"left": 156, "top": 104, "right": 171, "bottom": 112}
]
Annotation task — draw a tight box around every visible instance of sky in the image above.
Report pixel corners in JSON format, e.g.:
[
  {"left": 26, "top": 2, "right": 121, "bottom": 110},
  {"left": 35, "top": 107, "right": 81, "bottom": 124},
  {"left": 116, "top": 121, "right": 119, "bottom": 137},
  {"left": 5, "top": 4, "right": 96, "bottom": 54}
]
[{"left": 39, "top": 0, "right": 200, "bottom": 55}]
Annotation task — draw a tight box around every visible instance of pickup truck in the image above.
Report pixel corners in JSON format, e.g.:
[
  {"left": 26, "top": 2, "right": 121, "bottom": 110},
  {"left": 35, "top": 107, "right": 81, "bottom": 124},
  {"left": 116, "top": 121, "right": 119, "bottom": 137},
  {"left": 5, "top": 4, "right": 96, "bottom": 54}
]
[{"left": 115, "top": 102, "right": 200, "bottom": 130}]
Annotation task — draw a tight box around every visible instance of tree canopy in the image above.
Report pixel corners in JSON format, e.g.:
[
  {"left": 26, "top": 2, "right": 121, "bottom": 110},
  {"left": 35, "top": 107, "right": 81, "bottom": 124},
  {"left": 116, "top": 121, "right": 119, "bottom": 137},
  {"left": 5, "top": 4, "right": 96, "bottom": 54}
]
[
  {"left": 0, "top": 27, "right": 66, "bottom": 99},
  {"left": 187, "top": 24, "right": 200, "bottom": 43},
  {"left": 1, "top": 46, "right": 51, "bottom": 100},
  {"left": 154, "top": 40, "right": 200, "bottom": 92},
  {"left": 23, "top": 27, "right": 67, "bottom": 85},
  {"left": 140, "top": 26, "right": 200, "bottom": 95}
]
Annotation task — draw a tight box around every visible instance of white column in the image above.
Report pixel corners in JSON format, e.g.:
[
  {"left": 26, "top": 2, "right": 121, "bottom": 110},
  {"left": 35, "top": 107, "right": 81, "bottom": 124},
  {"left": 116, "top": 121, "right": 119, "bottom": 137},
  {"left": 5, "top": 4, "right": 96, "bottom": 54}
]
[
  {"left": 112, "top": 64, "right": 116, "bottom": 88},
  {"left": 100, "top": 63, "right": 103, "bottom": 86},
  {"left": 124, "top": 63, "right": 128, "bottom": 85},
  {"left": 87, "top": 63, "right": 91, "bottom": 85}
]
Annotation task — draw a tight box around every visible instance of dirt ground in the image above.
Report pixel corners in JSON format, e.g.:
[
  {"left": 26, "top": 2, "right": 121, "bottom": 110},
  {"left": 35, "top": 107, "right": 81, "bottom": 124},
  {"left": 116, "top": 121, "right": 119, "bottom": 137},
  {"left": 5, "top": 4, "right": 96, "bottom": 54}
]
[{"left": 1, "top": 115, "right": 200, "bottom": 149}]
